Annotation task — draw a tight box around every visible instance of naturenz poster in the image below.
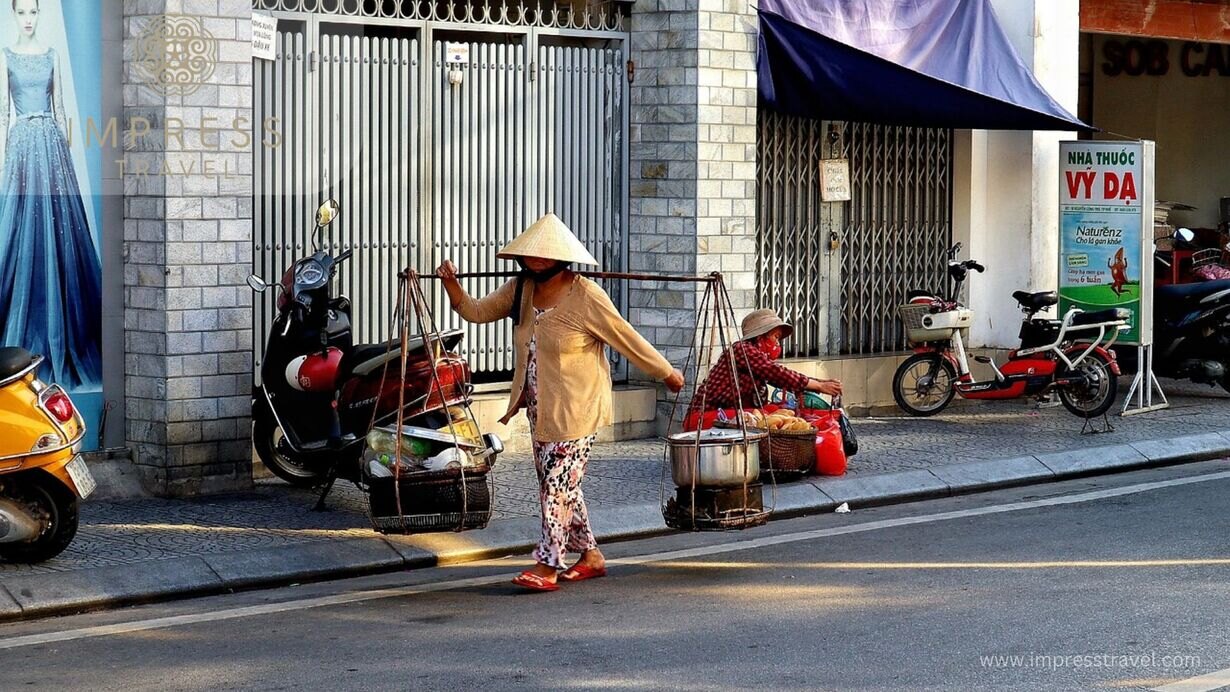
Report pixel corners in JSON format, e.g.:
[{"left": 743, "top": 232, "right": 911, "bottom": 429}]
[
  {"left": 1058, "top": 140, "right": 1152, "bottom": 346},
  {"left": 0, "top": 0, "right": 104, "bottom": 449}
]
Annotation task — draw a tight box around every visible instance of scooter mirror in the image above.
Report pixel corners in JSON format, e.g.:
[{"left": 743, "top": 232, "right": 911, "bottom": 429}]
[
  {"left": 246, "top": 274, "right": 268, "bottom": 292},
  {"left": 1175, "top": 227, "right": 1196, "bottom": 244},
  {"left": 316, "top": 199, "right": 341, "bottom": 228}
]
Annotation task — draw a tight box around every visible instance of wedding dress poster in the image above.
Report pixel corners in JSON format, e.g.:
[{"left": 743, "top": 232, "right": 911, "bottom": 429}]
[{"left": 2, "top": 0, "right": 104, "bottom": 449}]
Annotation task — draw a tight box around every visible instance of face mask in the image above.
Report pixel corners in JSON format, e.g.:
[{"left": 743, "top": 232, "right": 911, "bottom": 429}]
[
  {"left": 759, "top": 337, "right": 783, "bottom": 360},
  {"left": 517, "top": 260, "right": 570, "bottom": 283},
  {"left": 510, "top": 260, "right": 572, "bottom": 326}
]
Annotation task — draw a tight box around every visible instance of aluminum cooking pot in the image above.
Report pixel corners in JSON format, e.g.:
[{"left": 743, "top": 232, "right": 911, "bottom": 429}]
[{"left": 668, "top": 429, "right": 766, "bottom": 488}]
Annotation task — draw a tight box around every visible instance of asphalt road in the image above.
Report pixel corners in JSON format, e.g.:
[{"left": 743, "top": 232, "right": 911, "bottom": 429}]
[{"left": 2, "top": 461, "right": 1229, "bottom": 691}]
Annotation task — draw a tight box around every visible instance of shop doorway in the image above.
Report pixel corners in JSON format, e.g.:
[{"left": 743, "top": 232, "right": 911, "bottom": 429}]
[{"left": 756, "top": 115, "right": 953, "bottom": 357}]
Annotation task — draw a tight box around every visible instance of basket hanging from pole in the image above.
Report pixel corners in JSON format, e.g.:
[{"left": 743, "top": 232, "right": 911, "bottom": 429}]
[
  {"left": 660, "top": 274, "right": 774, "bottom": 531},
  {"left": 362, "top": 270, "right": 495, "bottom": 535}
]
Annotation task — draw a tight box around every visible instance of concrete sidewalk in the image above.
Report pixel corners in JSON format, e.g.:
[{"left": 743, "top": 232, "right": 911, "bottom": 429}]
[{"left": 1, "top": 382, "right": 1227, "bottom": 622}]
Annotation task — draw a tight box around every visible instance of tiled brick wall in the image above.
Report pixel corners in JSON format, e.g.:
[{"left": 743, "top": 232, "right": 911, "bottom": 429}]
[
  {"left": 628, "top": 0, "right": 701, "bottom": 374},
  {"left": 628, "top": 0, "right": 758, "bottom": 427},
  {"left": 123, "top": 0, "right": 254, "bottom": 495},
  {"left": 696, "top": 0, "right": 758, "bottom": 319}
]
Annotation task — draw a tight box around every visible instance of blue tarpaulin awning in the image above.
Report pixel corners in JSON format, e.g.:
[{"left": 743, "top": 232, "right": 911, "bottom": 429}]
[{"left": 757, "top": 0, "right": 1092, "bottom": 131}]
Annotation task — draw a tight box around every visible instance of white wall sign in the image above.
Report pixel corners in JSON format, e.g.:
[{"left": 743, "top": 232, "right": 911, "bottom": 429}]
[
  {"left": 252, "top": 12, "right": 278, "bottom": 61},
  {"left": 446, "top": 43, "right": 470, "bottom": 65}
]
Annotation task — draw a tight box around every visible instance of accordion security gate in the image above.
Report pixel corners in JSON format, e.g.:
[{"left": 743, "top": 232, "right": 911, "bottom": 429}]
[
  {"left": 252, "top": 8, "right": 629, "bottom": 381},
  {"left": 757, "top": 116, "right": 953, "bottom": 356}
]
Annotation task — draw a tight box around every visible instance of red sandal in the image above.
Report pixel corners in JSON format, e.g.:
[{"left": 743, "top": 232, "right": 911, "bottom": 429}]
[
  {"left": 559, "top": 564, "right": 607, "bottom": 582},
  {"left": 512, "top": 571, "right": 559, "bottom": 592}
]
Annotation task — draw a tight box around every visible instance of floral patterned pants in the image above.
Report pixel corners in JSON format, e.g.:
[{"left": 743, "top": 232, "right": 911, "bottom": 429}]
[{"left": 526, "top": 325, "right": 598, "bottom": 570}]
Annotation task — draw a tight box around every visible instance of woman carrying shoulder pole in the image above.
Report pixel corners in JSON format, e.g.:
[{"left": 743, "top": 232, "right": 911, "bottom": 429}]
[{"left": 437, "top": 213, "right": 684, "bottom": 592}]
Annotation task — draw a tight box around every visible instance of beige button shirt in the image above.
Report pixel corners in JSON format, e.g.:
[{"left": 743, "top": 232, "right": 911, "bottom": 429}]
[{"left": 451, "top": 276, "right": 674, "bottom": 443}]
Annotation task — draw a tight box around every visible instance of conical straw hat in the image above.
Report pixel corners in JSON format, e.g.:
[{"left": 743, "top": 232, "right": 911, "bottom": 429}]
[{"left": 497, "top": 213, "right": 599, "bottom": 266}]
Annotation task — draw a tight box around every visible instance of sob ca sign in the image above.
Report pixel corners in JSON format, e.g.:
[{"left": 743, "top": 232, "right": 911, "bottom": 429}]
[{"left": 1063, "top": 149, "right": 1138, "bottom": 205}]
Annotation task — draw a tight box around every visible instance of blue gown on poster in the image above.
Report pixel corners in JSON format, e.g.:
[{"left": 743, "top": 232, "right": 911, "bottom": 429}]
[{"left": 0, "top": 47, "right": 101, "bottom": 389}]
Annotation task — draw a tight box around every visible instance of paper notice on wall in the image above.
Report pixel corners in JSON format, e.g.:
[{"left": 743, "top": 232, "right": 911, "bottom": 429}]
[
  {"left": 252, "top": 12, "right": 277, "bottom": 61},
  {"left": 819, "top": 159, "right": 851, "bottom": 202}
]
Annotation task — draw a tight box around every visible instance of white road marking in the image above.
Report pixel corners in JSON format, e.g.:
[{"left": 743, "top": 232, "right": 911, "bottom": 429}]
[
  {"left": 1152, "top": 668, "right": 1230, "bottom": 692},
  {"left": 1, "top": 469, "right": 1228, "bottom": 652}
]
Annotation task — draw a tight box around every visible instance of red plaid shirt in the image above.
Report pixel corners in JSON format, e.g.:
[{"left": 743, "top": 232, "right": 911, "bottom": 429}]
[{"left": 691, "top": 341, "right": 810, "bottom": 412}]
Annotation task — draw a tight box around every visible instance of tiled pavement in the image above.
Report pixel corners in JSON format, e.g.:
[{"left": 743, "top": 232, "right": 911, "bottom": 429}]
[{"left": 1, "top": 382, "right": 1226, "bottom": 578}]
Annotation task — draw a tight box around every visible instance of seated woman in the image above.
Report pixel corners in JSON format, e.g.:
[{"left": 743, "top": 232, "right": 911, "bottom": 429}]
[{"left": 688, "top": 310, "right": 842, "bottom": 429}]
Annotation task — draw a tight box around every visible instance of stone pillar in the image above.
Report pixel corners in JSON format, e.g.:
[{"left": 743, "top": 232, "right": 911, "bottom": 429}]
[
  {"left": 123, "top": 1, "right": 255, "bottom": 496},
  {"left": 628, "top": 0, "right": 700, "bottom": 374},
  {"left": 695, "top": 0, "right": 759, "bottom": 320},
  {"left": 628, "top": 0, "right": 759, "bottom": 427}
]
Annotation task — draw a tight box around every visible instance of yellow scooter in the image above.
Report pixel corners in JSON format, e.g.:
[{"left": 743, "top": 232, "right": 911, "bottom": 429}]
[{"left": 0, "top": 347, "right": 94, "bottom": 563}]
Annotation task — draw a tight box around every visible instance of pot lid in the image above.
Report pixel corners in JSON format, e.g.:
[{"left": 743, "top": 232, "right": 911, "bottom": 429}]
[{"left": 669, "top": 428, "right": 765, "bottom": 443}]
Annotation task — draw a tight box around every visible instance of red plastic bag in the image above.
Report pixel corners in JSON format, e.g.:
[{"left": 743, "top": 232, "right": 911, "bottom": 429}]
[{"left": 812, "top": 413, "right": 847, "bottom": 476}]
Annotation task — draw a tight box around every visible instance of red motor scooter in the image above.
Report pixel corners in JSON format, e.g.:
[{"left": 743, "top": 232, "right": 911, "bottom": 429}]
[
  {"left": 892, "top": 243, "right": 1129, "bottom": 419},
  {"left": 247, "top": 200, "right": 502, "bottom": 490}
]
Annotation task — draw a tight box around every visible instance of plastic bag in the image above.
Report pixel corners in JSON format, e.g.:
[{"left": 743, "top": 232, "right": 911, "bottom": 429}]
[
  {"left": 1195, "top": 264, "right": 1230, "bottom": 281},
  {"left": 833, "top": 397, "right": 859, "bottom": 457},
  {"left": 812, "top": 416, "right": 847, "bottom": 476}
]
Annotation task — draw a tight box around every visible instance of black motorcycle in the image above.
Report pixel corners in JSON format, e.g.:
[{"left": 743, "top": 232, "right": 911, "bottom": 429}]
[
  {"left": 1138, "top": 278, "right": 1230, "bottom": 391},
  {"left": 1117, "top": 230, "right": 1230, "bottom": 391},
  {"left": 246, "top": 199, "right": 500, "bottom": 489}
]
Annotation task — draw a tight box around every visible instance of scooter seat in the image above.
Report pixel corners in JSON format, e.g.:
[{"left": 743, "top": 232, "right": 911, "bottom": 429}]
[
  {"left": 1012, "top": 290, "right": 1059, "bottom": 311},
  {"left": 344, "top": 340, "right": 402, "bottom": 378},
  {"left": 1155, "top": 279, "right": 1230, "bottom": 304},
  {"left": 0, "top": 347, "right": 35, "bottom": 380},
  {"left": 1071, "top": 308, "right": 1130, "bottom": 326},
  {"left": 343, "top": 329, "right": 466, "bottom": 378}
]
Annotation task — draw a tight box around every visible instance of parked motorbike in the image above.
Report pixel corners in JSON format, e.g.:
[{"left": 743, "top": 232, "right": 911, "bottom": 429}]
[
  {"left": 892, "top": 243, "right": 1129, "bottom": 419},
  {"left": 0, "top": 348, "right": 94, "bottom": 563},
  {"left": 247, "top": 199, "right": 501, "bottom": 488},
  {"left": 1119, "top": 228, "right": 1230, "bottom": 390}
]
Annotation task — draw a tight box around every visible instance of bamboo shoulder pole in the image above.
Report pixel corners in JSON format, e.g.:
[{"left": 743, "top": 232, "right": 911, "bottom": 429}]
[{"left": 407, "top": 269, "right": 721, "bottom": 284}]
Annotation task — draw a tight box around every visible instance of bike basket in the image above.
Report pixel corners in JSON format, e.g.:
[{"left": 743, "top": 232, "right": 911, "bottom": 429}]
[
  {"left": 899, "top": 304, "right": 952, "bottom": 343},
  {"left": 899, "top": 304, "right": 973, "bottom": 344}
]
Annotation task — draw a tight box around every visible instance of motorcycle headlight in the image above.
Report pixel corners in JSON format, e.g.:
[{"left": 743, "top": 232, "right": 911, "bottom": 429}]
[{"left": 295, "top": 260, "right": 325, "bottom": 287}]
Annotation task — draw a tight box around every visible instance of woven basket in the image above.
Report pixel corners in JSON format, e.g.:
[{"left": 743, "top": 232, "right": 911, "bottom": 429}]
[
  {"left": 757, "top": 428, "right": 816, "bottom": 475},
  {"left": 367, "top": 470, "right": 492, "bottom": 534}
]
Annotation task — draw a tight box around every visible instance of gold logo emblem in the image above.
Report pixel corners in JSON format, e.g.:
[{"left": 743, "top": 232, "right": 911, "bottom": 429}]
[{"left": 134, "top": 15, "right": 218, "bottom": 96}]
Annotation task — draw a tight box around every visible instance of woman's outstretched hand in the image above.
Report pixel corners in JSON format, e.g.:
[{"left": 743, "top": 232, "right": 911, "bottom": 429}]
[
  {"left": 437, "top": 260, "right": 469, "bottom": 309},
  {"left": 664, "top": 369, "right": 685, "bottom": 393},
  {"left": 811, "top": 379, "right": 842, "bottom": 397},
  {"left": 436, "top": 260, "right": 460, "bottom": 284}
]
